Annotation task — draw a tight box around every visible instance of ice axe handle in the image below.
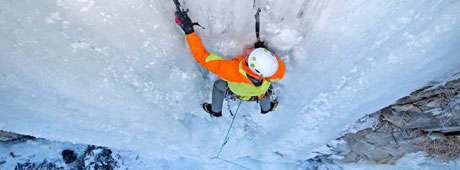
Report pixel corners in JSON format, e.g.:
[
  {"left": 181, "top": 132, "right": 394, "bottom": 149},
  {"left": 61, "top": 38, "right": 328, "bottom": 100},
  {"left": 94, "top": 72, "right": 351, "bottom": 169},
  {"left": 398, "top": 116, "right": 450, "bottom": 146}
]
[{"left": 255, "top": 8, "right": 261, "bottom": 42}]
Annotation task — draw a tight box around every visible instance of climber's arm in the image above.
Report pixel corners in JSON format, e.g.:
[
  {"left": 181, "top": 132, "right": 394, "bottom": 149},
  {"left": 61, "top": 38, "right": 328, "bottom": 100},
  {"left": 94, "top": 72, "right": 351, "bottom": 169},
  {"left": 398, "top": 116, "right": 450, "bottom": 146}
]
[{"left": 185, "top": 33, "right": 239, "bottom": 81}]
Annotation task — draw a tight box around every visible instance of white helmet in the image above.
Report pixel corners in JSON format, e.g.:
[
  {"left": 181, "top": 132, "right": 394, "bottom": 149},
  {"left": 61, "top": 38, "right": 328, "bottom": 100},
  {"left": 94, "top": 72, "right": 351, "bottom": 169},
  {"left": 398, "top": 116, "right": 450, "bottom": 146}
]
[{"left": 247, "top": 48, "right": 279, "bottom": 78}]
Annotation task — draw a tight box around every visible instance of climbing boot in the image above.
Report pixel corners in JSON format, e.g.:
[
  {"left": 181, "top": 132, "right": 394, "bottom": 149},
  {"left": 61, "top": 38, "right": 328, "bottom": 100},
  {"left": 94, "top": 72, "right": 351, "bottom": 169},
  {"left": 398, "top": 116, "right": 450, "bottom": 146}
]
[
  {"left": 261, "top": 100, "right": 278, "bottom": 114},
  {"left": 202, "top": 103, "right": 222, "bottom": 117}
]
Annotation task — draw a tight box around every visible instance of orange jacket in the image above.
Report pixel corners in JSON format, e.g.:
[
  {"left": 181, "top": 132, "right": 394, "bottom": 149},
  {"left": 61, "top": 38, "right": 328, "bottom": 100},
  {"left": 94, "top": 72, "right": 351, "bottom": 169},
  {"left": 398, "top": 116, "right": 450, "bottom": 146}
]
[{"left": 185, "top": 32, "right": 285, "bottom": 98}]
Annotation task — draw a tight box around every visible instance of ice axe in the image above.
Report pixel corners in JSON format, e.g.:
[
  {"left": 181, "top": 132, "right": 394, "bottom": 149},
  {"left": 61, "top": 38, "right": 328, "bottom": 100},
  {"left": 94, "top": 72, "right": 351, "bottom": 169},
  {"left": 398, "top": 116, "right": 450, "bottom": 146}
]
[
  {"left": 172, "top": 0, "right": 204, "bottom": 30},
  {"left": 254, "top": 8, "right": 265, "bottom": 48}
]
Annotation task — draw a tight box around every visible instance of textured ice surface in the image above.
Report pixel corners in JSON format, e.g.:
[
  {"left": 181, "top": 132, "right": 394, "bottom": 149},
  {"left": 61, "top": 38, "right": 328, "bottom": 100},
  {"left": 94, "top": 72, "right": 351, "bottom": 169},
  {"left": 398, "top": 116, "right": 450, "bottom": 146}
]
[{"left": 1, "top": 0, "right": 460, "bottom": 169}]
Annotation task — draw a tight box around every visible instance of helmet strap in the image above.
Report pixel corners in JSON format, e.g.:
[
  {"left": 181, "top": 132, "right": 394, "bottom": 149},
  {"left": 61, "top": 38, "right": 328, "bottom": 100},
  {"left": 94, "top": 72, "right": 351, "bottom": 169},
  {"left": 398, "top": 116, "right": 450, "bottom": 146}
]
[
  {"left": 246, "top": 73, "right": 263, "bottom": 87},
  {"left": 243, "top": 60, "right": 264, "bottom": 80}
]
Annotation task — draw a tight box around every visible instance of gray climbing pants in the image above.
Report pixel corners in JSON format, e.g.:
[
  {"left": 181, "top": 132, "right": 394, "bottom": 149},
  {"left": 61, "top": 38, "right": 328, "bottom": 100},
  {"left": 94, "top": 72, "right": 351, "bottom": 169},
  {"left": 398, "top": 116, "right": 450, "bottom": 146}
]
[{"left": 211, "top": 79, "right": 272, "bottom": 113}]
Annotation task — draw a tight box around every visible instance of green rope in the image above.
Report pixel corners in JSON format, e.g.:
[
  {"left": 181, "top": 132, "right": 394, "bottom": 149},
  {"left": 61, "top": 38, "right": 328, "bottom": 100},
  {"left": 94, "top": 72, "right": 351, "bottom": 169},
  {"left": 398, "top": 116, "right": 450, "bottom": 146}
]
[
  {"left": 211, "top": 100, "right": 252, "bottom": 170},
  {"left": 216, "top": 100, "right": 242, "bottom": 157}
]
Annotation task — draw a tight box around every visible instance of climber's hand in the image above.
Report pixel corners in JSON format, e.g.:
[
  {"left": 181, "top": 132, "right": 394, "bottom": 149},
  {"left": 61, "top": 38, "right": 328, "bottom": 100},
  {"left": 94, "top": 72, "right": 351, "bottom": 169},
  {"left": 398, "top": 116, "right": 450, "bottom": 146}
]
[
  {"left": 175, "top": 11, "right": 194, "bottom": 34},
  {"left": 254, "top": 41, "right": 265, "bottom": 48}
]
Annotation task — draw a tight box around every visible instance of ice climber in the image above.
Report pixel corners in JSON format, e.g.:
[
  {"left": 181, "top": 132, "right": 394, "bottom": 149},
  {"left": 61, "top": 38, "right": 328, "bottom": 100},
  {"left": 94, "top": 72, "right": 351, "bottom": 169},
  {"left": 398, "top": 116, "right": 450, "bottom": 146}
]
[{"left": 175, "top": 10, "right": 285, "bottom": 117}]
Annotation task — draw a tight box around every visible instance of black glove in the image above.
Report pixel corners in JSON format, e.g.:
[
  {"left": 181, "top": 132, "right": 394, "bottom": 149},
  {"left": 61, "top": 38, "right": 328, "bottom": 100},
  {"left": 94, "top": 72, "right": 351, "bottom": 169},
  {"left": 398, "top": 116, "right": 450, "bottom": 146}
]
[
  {"left": 254, "top": 41, "right": 265, "bottom": 48},
  {"left": 175, "top": 11, "right": 194, "bottom": 34}
]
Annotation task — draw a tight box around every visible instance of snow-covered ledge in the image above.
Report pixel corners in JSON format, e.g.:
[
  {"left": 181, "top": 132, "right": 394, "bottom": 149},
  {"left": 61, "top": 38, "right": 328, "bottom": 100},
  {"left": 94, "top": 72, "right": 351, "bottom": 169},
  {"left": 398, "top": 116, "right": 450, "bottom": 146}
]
[{"left": 0, "top": 130, "right": 33, "bottom": 142}]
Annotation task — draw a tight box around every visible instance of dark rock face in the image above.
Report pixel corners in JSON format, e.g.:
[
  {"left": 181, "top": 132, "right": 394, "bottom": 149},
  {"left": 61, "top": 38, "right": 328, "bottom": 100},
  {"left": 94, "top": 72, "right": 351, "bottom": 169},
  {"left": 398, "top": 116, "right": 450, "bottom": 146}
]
[
  {"left": 62, "top": 145, "right": 119, "bottom": 170},
  {"left": 305, "top": 76, "right": 460, "bottom": 165},
  {"left": 79, "top": 145, "right": 119, "bottom": 170},
  {"left": 338, "top": 121, "right": 426, "bottom": 164},
  {"left": 62, "top": 149, "right": 77, "bottom": 164},
  {"left": 1, "top": 139, "right": 120, "bottom": 170},
  {"left": 15, "top": 160, "right": 64, "bottom": 170},
  {"left": 384, "top": 79, "right": 460, "bottom": 130},
  {"left": 0, "top": 131, "right": 35, "bottom": 142}
]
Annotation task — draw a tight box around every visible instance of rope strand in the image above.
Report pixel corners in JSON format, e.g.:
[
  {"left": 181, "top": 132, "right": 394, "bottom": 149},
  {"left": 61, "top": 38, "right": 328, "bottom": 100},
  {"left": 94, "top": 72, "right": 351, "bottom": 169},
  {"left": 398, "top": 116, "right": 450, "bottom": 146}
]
[
  {"left": 211, "top": 100, "right": 252, "bottom": 170},
  {"left": 216, "top": 100, "right": 242, "bottom": 157}
]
